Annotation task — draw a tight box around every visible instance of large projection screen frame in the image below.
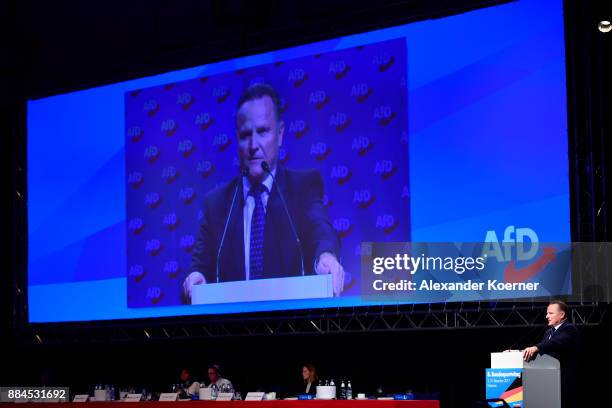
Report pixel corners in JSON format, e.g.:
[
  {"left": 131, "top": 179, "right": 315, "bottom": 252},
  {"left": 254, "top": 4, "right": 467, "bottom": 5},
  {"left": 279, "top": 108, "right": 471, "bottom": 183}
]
[{"left": 11, "top": 0, "right": 607, "bottom": 340}]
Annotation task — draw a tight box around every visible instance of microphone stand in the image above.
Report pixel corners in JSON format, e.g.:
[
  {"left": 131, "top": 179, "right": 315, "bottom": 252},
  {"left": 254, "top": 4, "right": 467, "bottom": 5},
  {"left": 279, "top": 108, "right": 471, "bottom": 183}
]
[
  {"left": 216, "top": 169, "right": 247, "bottom": 282},
  {"left": 261, "top": 161, "right": 305, "bottom": 276}
]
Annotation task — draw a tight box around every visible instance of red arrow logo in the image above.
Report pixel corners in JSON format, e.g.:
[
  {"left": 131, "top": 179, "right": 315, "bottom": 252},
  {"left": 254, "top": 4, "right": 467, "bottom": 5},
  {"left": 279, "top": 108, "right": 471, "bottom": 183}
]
[{"left": 503, "top": 246, "right": 556, "bottom": 283}]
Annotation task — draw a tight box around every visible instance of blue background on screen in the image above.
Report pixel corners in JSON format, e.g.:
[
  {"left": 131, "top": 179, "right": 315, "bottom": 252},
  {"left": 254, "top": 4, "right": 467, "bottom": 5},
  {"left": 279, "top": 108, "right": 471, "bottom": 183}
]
[{"left": 28, "top": 0, "right": 569, "bottom": 322}]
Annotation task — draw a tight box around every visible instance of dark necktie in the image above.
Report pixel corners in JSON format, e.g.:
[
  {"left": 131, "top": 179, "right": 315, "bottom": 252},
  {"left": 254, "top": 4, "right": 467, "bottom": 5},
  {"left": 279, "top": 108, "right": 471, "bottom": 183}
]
[
  {"left": 249, "top": 184, "right": 267, "bottom": 279},
  {"left": 547, "top": 327, "right": 555, "bottom": 340}
]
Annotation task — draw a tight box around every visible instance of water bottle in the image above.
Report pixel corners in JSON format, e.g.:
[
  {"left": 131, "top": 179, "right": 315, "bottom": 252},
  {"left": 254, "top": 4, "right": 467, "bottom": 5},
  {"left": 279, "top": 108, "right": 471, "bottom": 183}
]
[
  {"left": 330, "top": 379, "right": 335, "bottom": 386},
  {"left": 211, "top": 384, "right": 218, "bottom": 400},
  {"left": 346, "top": 381, "right": 353, "bottom": 400},
  {"left": 339, "top": 380, "right": 346, "bottom": 400}
]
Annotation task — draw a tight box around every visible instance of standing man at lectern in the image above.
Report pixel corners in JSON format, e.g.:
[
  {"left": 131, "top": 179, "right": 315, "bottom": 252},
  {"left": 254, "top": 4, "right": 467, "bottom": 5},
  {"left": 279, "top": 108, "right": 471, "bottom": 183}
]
[
  {"left": 522, "top": 300, "right": 579, "bottom": 408},
  {"left": 183, "top": 83, "right": 344, "bottom": 301}
]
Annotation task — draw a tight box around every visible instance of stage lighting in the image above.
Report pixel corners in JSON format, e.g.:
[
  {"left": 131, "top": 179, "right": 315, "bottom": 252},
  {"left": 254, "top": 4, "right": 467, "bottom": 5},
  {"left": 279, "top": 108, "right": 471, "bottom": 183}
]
[{"left": 598, "top": 20, "right": 611, "bottom": 33}]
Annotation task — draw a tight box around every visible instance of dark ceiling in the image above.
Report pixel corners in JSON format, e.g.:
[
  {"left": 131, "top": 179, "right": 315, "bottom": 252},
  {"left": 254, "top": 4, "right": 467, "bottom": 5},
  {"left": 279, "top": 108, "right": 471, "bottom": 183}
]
[{"left": 2, "top": 0, "right": 516, "bottom": 101}]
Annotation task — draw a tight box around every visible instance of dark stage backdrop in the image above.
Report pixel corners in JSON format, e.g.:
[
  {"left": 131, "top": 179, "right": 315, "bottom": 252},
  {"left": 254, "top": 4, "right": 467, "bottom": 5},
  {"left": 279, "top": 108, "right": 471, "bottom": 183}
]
[{"left": 1, "top": 324, "right": 610, "bottom": 408}]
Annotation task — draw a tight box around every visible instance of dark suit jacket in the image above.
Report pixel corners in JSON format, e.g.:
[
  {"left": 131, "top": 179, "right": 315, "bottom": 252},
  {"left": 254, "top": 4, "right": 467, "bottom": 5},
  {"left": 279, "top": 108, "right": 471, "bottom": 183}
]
[
  {"left": 303, "top": 381, "right": 317, "bottom": 396},
  {"left": 188, "top": 166, "right": 340, "bottom": 285},
  {"left": 536, "top": 321, "right": 580, "bottom": 408}
]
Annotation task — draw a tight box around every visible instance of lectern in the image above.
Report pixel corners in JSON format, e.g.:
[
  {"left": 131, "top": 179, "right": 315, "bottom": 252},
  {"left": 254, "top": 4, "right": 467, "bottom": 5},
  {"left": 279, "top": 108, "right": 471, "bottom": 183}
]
[
  {"left": 486, "top": 351, "right": 560, "bottom": 408},
  {"left": 191, "top": 274, "right": 333, "bottom": 304}
]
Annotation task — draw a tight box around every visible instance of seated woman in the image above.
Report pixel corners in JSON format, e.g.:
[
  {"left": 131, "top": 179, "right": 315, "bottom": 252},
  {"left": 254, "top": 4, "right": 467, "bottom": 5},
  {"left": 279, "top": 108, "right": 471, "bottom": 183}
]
[
  {"left": 302, "top": 363, "right": 318, "bottom": 395},
  {"left": 178, "top": 368, "right": 200, "bottom": 397}
]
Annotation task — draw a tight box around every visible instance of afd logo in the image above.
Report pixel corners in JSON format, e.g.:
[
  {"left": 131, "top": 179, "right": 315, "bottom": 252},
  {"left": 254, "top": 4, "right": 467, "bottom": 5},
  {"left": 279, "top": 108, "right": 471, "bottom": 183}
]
[
  {"left": 145, "top": 239, "right": 163, "bottom": 256},
  {"left": 195, "top": 112, "right": 215, "bottom": 131},
  {"left": 373, "top": 52, "right": 395, "bottom": 72},
  {"left": 146, "top": 286, "right": 164, "bottom": 304},
  {"left": 127, "top": 125, "right": 144, "bottom": 143},
  {"left": 280, "top": 98, "right": 289, "bottom": 114},
  {"left": 144, "top": 192, "right": 161, "bottom": 209},
  {"left": 352, "top": 136, "right": 373, "bottom": 157},
  {"left": 309, "top": 90, "right": 330, "bottom": 110},
  {"left": 128, "top": 217, "right": 145, "bottom": 235},
  {"left": 213, "top": 86, "right": 231, "bottom": 103},
  {"left": 279, "top": 147, "right": 290, "bottom": 165},
  {"left": 310, "top": 142, "right": 331, "bottom": 161},
  {"left": 333, "top": 218, "right": 354, "bottom": 238},
  {"left": 354, "top": 243, "right": 373, "bottom": 256},
  {"left": 330, "top": 165, "right": 352, "bottom": 185},
  {"left": 177, "top": 92, "right": 195, "bottom": 110},
  {"left": 353, "top": 189, "right": 376, "bottom": 209},
  {"left": 329, "top": 60, "right": 351, "bottom": 80},
  {"left": 143, "top": 99, "right": 159, "bottom": 117},
  {"left": 197, "top": 209, "right": 204, "bottom": 223},
  {"left": 374, "top": 160, "right": 397, "bottom": 180},
  {"left": 197, "top": 160, "right": 214, "bottom": 178},
  {"left": 350, "top": 83, "right": 373, "bottom": 103},
  {"left": 482, "top": 226, "right": 556, "bottom": 284},
  {"left": 178, "top": 139, "right": 195, "bottom": 157},
  {"left": 179, "top": 187, "right": 196, "bottom": 204},
  {"left": 249, "top": 77, "right": 265, "bottom": 87},
  {"left": 329, "top": 112, "right": 351, "bottom": 132},
  {"left": 161, "top": 119, "right": 178, "bottom": 136},
  {"left": 213, "top": 133, "right": 232, "bottom": 151},
  {"left": 374, "top": 106, "right": 397, "bottom": 126},
  {"left": 180, "top": 234, "right": 196, "bottom": 252},
  {"left": 400, "top": 130, "right": 408, "bottom": 145},
  {"left": 127, "top": 171, "right": 144, "bottom": 188},
  {"left": 144, "top": 145, "right": 160, "bottom": 163},
  {"left": 323, "top": 193, "right": 333, "bottom": 209},
  {"left": 288, "top": 68, "right": 308, "bottom": 88},
  {"left": 163, "top": 212, "right": 180, "bottom": 230},
  {"left": 376, "top": 214, "right": 400, "bottom": 235},
  {"left": 163, "top": 260, "right": 180, "bottom": 279},
  {"left": 129, "top": 264, "right": 146, "bottom": 282},
  {"left": 401, "top": 185, "right": 409, "bottom": 199},
  {"left": 162, "top": 166, "right": 179, "bottom": 184},
  {"left": 288, "top": 120, "right": 310, "bottom": 139},
  {"left": 483, "top": 226, "right": 539, "bottom": 261}
]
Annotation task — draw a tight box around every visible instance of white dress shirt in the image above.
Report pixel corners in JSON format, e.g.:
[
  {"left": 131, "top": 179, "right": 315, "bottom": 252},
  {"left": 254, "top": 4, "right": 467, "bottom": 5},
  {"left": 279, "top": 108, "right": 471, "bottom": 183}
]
[{"left": 207, "top": 377, "right": 233, "bottom": 391}]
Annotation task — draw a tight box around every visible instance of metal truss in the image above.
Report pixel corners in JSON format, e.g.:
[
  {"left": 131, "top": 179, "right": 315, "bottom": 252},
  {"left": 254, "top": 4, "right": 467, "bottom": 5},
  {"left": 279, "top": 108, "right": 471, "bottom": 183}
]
[{"left": 21, "top": 302, "right": 609, "bottom": 344}]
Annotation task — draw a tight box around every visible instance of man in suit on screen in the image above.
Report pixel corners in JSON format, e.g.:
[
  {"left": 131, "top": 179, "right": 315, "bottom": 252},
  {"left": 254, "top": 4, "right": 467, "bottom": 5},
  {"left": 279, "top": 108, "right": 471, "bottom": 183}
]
[{"left": 183, "top": 83, "right": 344, "bottom": 301}]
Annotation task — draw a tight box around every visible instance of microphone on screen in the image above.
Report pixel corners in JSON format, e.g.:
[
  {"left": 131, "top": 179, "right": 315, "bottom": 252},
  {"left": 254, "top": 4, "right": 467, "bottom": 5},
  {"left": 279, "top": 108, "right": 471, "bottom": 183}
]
[
  {"left": 261, "top": 161, "right": 305, "bottom": 276},
  {"left": 216, "top": 167, "right": 249, "bottom": 282}
]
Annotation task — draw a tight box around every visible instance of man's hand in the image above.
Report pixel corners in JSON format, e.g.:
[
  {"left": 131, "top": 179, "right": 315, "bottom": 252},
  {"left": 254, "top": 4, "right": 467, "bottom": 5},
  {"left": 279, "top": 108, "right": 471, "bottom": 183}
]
[
  {"left": 315, "top": 252, "right": 344, "bottom": 296},
  {"left": 183, "top": 271, "right": 206, "bottom": 300},
  {"left": 522, "top": 346, "right": 539, "bottom": 361}
]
